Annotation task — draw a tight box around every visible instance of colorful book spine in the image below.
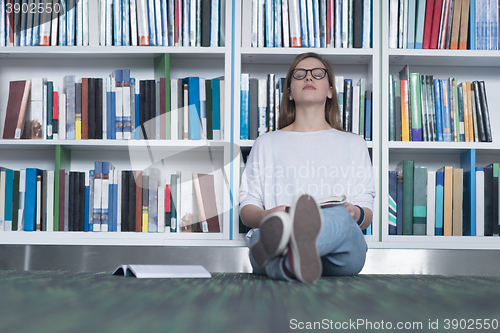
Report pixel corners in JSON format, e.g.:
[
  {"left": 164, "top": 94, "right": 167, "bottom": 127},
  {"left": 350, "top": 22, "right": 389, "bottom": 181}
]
[
  {"left": 240, "top": 74, "right": 250, "bottom": 140},
  {"left": 461, "top": 149, "right": 476, "bottom": 236},
  {"left": 93, "top": 162, "right": 102, "bottom": 232},
  {"left": 413, "top": 166, "right": 427, "bottom": 235},
  {"left": 388, "top": 171, "right": 398, "bottom": 235},
  {"left": 397, "top": 160, "right": 414, "bottom": 235},
  {"left": 435, "top": 170, "right": 444, "bottom": 236},
  {"left": 409, "top": 73, "right": 423, "bottom": 141}
]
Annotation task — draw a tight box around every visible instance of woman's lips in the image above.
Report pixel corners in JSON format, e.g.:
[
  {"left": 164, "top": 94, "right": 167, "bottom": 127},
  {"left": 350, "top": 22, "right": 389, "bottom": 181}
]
[{"left": 303, "top": 85, "right": 316, "bottom": 90}]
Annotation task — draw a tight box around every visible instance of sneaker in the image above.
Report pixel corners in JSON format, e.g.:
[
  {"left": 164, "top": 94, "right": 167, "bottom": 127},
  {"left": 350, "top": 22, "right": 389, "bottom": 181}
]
[
  {"left": 251, "top": 211, "right": 292, "bottom": 267},
  {"left": 288, "top": 194, "right": 323, "bottom": 283}
]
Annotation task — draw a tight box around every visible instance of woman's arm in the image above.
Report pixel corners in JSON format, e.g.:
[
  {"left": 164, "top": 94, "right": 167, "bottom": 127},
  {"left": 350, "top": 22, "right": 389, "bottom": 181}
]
[
  {"left": 345, "top": 202, "right": 373, "bottom": 230},
  {"left": 240, "top": 204, "right": 287, "bottom": 229}
]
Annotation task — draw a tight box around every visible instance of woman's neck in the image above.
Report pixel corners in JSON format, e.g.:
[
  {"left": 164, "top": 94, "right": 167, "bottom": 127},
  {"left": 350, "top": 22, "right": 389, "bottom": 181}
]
[{"left": 287, "top": 104, "right": 332, "bottom": 132}]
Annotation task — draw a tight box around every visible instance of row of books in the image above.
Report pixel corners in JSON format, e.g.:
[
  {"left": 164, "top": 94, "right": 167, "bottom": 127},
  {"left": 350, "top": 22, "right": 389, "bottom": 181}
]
[
  {"left": 388, "top": 65, "right": 492, "bottom": 142},
  {"left": 239, "top": 74, "right": 372, "bottom": 140},
  {"left": 389, "top": 152, "right": 498, "bottom": 237},
  {"left": 390, "top": 0, "right": 496, "bottom": 50},
  {"left": 0, "top": 163, "right": 221, "bottom": 233},
  {"left": 0, "top": 0, "right": 224, "bottom": 47},
  {"left": 2, "top": 73, "right": 225, "bottom": 141},
  {"left": 243, "top": 0, "right": 372, "bottom": 48}
]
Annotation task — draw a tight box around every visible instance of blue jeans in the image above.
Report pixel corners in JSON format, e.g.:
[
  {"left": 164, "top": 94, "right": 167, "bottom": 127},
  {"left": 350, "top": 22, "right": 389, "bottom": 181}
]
[{"left": 248, "top": 206, "right": 368, "bottom": 281}]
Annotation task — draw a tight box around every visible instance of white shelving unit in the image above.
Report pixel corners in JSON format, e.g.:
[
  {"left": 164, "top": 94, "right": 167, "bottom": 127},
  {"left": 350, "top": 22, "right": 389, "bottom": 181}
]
[
  {"left": 381, "top": 1, "right": 500, "bottom": 249},
  {"left": 232, "top": 0, "right": 381, "bottom": 245}
]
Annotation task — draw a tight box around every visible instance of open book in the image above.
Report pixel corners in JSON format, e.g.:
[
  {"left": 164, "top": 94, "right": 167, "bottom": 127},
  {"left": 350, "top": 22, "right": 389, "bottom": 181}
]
[
  {"left": 112, "top": 265, "right": 212, "bottom": 279},
  {"left": 285, "top": 195, "right": 347, "bottom": 213}
]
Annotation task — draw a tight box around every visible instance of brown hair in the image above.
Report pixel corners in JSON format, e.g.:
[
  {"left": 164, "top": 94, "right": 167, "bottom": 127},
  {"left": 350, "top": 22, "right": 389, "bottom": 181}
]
[{"left": 278, "top": 52, "right": 344, "bottom": 131}]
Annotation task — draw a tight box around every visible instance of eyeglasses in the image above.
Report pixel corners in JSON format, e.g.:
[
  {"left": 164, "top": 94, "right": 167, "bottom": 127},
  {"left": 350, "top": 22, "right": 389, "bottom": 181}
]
[{"left": 291, "top": 68, "right": 328, "bottom": 80}]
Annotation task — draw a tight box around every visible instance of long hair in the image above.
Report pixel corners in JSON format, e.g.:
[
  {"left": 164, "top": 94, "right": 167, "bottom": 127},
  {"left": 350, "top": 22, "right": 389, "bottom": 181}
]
[{"left": 278, "top": 52, "right": 344, "bottom": 131}]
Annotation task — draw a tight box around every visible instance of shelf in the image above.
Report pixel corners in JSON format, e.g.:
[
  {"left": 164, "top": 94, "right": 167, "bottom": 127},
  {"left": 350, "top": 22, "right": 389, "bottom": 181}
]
[
  {"left": 239, "top": 139, "right": 374, "bottom": 149},
  {"left": 388, "top": 49, "right": 500, "bottom": 67},
  {"left": 373, "top": 235, "right": 500, "bottom": 250},
  {"left": 388, "top": 141, "right": 499, "bottom": 152},
  {"left": 241, "top": 47, "right": 374, "bottom": 65},
  {"left": 0, "top": 46, "right": 226, "bottom": 59}
]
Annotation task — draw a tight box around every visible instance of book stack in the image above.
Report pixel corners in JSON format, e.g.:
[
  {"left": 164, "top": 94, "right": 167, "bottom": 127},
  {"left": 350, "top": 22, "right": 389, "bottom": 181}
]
[
  {"left": 239, "top": 73, "right": 372, "bottom": 140},
  {"left": 389, "top": 0, "right": 497, "bottom": 50},
  {"left": 242, "top": 0, "right": 372, "bottom": 48},
  {"left": 389, "top": 151, "right": 499, "bottom": 237},
  {"left": 0, "top": 163, "right": 222, "bottom": 233},
  {"left": 1, "top": 73, "right": 225, "bottom": 141},
  {"left": 388, "top": 66, "right": 492, "bottom": 142},
  {"left": 0, "top": 0, "right": 224, "bottom": 47}
]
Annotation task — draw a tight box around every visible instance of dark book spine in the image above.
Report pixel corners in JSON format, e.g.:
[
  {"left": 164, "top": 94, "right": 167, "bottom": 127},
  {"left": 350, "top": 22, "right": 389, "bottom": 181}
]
[
  {"left": 343, "top": 79, "right": 353, "bottom": 132},
  {"left": 205, "top": 79, "right": 213, "bottom": 140},
  {"left": 135, "top": 170, "right": 143, "bottom": 232},
  {"left": 352, "top": 0, "right": 363, "bottom": 48},
  {"left": 79, "top": 172, "right": 85, "bottom": 231},
  {"left": 396, "top": 171, "right": 403, "bottom": 235},
  {"left": 69, "top": 172, "right": 75, "bottom": 231},
  {"left": 398, "top": 160, "right": 414, "bottom": 235},
  {"left": 12, "top": 170, "right": 20, "bottom": 231},
  {"left": 201, "top": 0, "right": 210, "bottom": 47},
  {"left": 457, "top": 84, "right": 465, "bottom": 142},
  {"left": 144, "top": 80, "right": 151, "bottom": 139},
  {"left": 395, "top": 80, "right": 402, "bottom": 141},
  {"left": 95, "top": 79, "right": 103, "bottom": 140},
  {"left": 267, "top": 74, "right": 275, "bottom": 132},
  {"left": 478, "top": 81, "right": 492, "bottom": 142},
  {"left": 149, "top": 80, "right": 156, "bottom": 139},
  {"left": 471, "top": 81, "right": 486, "bottom": 142},
  {"left": 249, "top": 78, "right": 259, "bottom": 140},
  {"left": 59, "top": 169, "right": 65, "bottom": 232},
  {"left": 128, "top": 171, "right": 136, "bottom": 232},
  {"left": 88, "top": 78, "right": 96, "bottom": 139},
  {"left": 428, "top": 76, "right": 437, "bottom": 141},
  {"left": 494, "top": 164, "right": 499, "bottom": 236},
  {"left": 139, "top": 80, "right": 147, "bottom": 139},
  {"left": 82, "top": 78, "right": 89, "bottom": 139},
  {"left": 484, "top": 165, "right": 494, "bottom": 236},
  {"left": 42, "top": 170, "right": 47, "bottom": 231},
  {"left": 389, "top": 75, "right": 396, "bottom": 141},
  {"left": 121, "top": 170, "right": 129, "bottom": 232},
  {"left": 388, "top": 171, "right": 397, "bottom": 235}
]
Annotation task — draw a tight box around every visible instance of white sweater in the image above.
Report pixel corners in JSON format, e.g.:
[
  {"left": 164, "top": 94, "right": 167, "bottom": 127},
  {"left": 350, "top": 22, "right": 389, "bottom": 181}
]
[{"left": 239, "top": 128, "right": 376, "bottom": 215}]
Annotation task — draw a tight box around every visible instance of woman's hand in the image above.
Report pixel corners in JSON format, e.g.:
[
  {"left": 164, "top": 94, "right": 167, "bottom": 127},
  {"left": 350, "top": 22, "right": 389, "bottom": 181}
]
[{"left": 344, "top": 202, "right": 361, "bottom": 222}]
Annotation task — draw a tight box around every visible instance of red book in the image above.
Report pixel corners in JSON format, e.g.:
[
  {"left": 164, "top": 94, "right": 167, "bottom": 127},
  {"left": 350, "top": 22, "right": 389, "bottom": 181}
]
[
  {"left": 6, "top": 0, "right": 14, "bottom": 45},
  {"left": 165, "top": 184, "right": 171, "bottom": 218},
  {"left": 430, "top": 0, "right": 444, "bottom": 49},
  {"left": 175, "top": 0, "right": 182, "bottom": 46},
  {"left": 423, "top": 0, "right": 435, "bottom": 48},
  {"left": 2, "top": 80, "right": 31, "bottom": 139},
  {"left": 326, "top": 0, "right": 334, "bottom": 47}
]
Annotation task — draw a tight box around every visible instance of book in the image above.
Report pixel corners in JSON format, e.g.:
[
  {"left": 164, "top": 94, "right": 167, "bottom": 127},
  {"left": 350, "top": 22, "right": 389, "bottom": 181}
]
[
  {"left": 2, "top": 80, "right": 31, "bottom": 139},
  {"left": 284, "top": 194, "right": 347, "bottom": 213},
  {"left": 398, "top": 160, "right": 414, "bottom": 235},
  {"left": 113, "top": 264, "right": 211, "bottom": 278},
  {"left": 413, "top": 166, "right": 427, "bottom": 235},
  {"left": 388, "top": 171, "right": 398, "bottom": 235}
]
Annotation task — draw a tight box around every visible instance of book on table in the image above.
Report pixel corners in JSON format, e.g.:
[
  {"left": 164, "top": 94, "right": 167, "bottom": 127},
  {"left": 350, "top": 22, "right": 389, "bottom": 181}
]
[{"left": 112, "top": 265, "right": 211, "bottom": 278}]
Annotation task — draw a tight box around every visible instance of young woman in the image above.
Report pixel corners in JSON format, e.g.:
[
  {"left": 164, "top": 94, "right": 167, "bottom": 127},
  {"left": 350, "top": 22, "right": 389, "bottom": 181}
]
[{"left": 239, "top": 52, "right": 376, "bottom": 283}]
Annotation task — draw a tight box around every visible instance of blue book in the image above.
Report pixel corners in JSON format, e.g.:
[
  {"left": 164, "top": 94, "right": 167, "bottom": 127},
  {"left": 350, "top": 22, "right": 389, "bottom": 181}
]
[
  {"left": 365, "top": 223, "right": 372, "bottom": 235},
  {"left": 182, "top": 77, "right": 201, "bottom": 140},
  {"left": 435, "top": 171, "right": 444, "bottom": 236},
  {"left": 93, "top": 162, "right": 102, "bottom": 232},
  {"left": 265, "top": 0, "right": 274, "bottom": 46},
  {"left": 114, "top": 171, "right": 118, "bottom": 232},
  {"left": 312, "top": 0, "right": 320, "bottom": 47},
  {"left": 183, "top": 0, "right": 189, "bottom": 46},
  {"left": 211, "top": 78, "right": 221, "bottom": 140},
  {"left": 461, "top": 149, "right": 476, "bottom": 236},
  {"left": 434, "top": 79, "right": 444, "bottom": 141},
  {"left": 407, "top": 0, "right": 416, "bottom": 49},
  {"left": 58, "top": 0, "right": 66, "bottom": 46},
  {"left": 106, "top": 78, "right": 113, "bottom": 139},
  {"left": 114, "top": 0, "right": 122, "bottom": 45},
  {"left": 108, "top": 169, "right": 114, "bottom": 232},
  {"left": 4, "top": 169, "right": 14, "bottom": 231},
  {"left": 32, "top": 4, "right": 40, "bottom": 46},
  {"left": 240, "top": 74, "right": 249, "bottom": 140},
  {"left": 210, "top": 0, "right": 219, "bottom": 46},
  {"left": 67, "top": 0, "right": 75, "bottom": 45},
  {"left": 299, "top": 0, "right": 308, "bottom": 47},
  {"left": 148, "top": 0, "right": 157, "bottom": 46},
  {"left": 122, "top": 0, "right": 130, "bottom": 45},
  {"left": 84, "top": 171, "right": 90, "bottom": 232},
  {"left": 441, "top": 80, "right": 452, "bottom": 142},
  {"left": 113, "top": 70, "right": 122, "bottom": 139},
  {"left": 389, "top": 171, "right": 397, "bottom": 235},
  {"left": 364, "top": 91, "right": 372, "bottom": 141},
  {"left": 274, "top": 0, "right": 282, "bottom": 47},
  {"left": 396, "top": 171, "right": 403, "bottom": 235},
  {"left": 469, "top": 0, "right": 476, "bottom": 50},
  {"left": 24, "top": 168, "right": 42, "bottom": 232}
]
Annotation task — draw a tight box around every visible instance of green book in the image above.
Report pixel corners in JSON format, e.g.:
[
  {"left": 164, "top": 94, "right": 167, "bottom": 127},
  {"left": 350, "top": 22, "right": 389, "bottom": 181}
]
[
  {"left": 12, "top": 171, "right": 20, "bottom": 231},
  {"left": 409, "top": 73, "right": 423, "bottom": 141},
  {"left": 358, "top": 78, "right": 365, "bottom": 138},
  {"left": 413, "top": 166, "right": 427, "bottom": 235},
  {"left": 54, "top": 145, "right": 71, "bottom": 231},
  {"left": 389, "top": 75, "right": 396, "bottom": 141},
  {"left": 397, "top": 160, "right": 414, "bottom": 235}
]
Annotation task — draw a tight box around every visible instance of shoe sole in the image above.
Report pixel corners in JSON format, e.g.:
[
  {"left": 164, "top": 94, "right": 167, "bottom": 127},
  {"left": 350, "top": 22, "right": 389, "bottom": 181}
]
[
  {"left": 251, "top": 212, "right": 290, "bottom": 267},
  {"left": 290, "top": 195, "right": 322, "bottom": 283}
]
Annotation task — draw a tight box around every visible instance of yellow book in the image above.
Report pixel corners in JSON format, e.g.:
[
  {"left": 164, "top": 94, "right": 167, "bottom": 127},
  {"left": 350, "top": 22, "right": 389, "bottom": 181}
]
[
  {"left": 142, "top": 207, "right": 149, "bottom": 233},
  {"left": 401, "top": 80, "right": 410, "bottom": 141},
  {"left": 438, "top": 166, "right": 454, "bottom": 236},
  {"left": 452, "top": 168, "right": 463, "bottom": 236},
  {"left": 75, "top": 114, "right": 82, "bottom": 140},
  {"left": 461, "top": 82, "right": 469, "bottom": 142}
]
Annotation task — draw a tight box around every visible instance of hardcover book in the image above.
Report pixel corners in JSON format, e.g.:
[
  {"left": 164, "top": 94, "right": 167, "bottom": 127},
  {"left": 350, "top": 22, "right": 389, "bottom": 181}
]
[{"left": 113, "top": 265, "right": 211, "bottom": 278}]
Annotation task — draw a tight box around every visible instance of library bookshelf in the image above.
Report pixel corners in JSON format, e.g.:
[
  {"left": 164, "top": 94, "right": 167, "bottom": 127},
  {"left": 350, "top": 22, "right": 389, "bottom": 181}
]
[{"left": 381, "top": 1, "right": 500, "bottom": 250}]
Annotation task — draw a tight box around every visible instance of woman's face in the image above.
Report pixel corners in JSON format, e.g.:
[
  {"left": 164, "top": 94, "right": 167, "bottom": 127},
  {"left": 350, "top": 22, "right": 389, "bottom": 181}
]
[{"left": 289, "top": 57, "right": 333, "bottom": 107}]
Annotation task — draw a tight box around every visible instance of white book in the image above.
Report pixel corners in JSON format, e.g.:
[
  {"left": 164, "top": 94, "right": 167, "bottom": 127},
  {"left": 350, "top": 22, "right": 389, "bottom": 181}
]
[
  {"left": 106, "top": 0, "right": 113, "bottom": 45},
  {"left": 83, "top": 0, "right": 89, "bottom": 45},
  {"left": 476, "top": 168, "right": 485, "bottom": 236},
  {"left": 176, "top": 171, "right": 181, "bottom": 233},
  {"left": 257, "top": 0, "right": 265, "bottom": 47},
  {"left": 51, "top": 0, "right": 59, "bottom": 46},
  {"left": 319, "top": 0, "right": 325, "bottom": 47},
  {"left": 402, "top": 0, "right": 408, "bottom": 49},
  {"left": 18, "top": 169, "right": 26, "bottom": 231},
  {"left": 0, "top": 171, "right": 5, "bottom": 231},
  {"left": 115, "top": 78, "right": 123, "bottom": 140},
  {"left": 112, "top": 264, "right": 211, "bottom": 278},
  {"left": 219, "top": 0, "right": 225, "bottom": 46},
  {"left": 39, "top": 0, "right": 52, "bottom": 45},
  {"left": 245, "top": 0, "right": 255, "bottom": 47},
  {"left": 258, "top": 78, "right": 267, "bottom": 136},
  {"left": 351, "top": 85, "right": 360, "bottom": 135},
  {"left": 93, "top": 168, "right": 102, "bottom": 232},
  {"left": 155, "top": 79, "right": 161, "bottom": 139},
  {"left": 63, "top": 75, "right": 76, "bottom": 140},
  {"left": 219, "top": 79, "right": 225, "bottom": 140},
  {"left": 136, "top": 0, "right": 148, "bottom": 45},
  {"left": 183, "top": 0, "right": 189, "bottom": 46},
  {"left": 30, "top": 78, "right": 44, "bottom": 140},
  {"left": 389, "top": 0, "right": 398, "bottom": 48},
  {"left": 341, "top": 0, "right": 348, "bottom": 47},
  {"left": 67, "top": 0, "right": 76, "bottom": 45},
  {"left": 0, "top": 0, "right": 5, "bottom": 47},
  {"left": 362, "top": 0, "right": 371, "bottom": 48},
  {"left": 210, "top": 0, "right": 219, "bottom": 46},
  {"left": 158, "top": 185, "right": 165, "bottom": 232},
  {"left": 282, "top": 0, "right": 290, "bottom": 47},
  {"left": 154, "top": 0, "right": 162, "bottom": 45},
  {"left": 427, "top": 170, "right": 436, "bottom": 236},
  {"left": 334, "top": 0, "right": 341, "bottom": 47},
  {"left": 26, "top": 0, "right": 35, "bottom": 46},
  {"left": 76, "top": 0, "right": 83, "bottom": 45},
  {"left": 101, "top": 172, "right": 109, "bottom": 232},
  {"left": 170, "top": 79, "right": 179, "bottom": 141},
  {"left": 312, "top": 0, "right": 320, "bottom": 47},
  {"left": 335, "top": 76, "right": 344, "bottom": 128},
  {"left": 180, "top": 170, "right": 193, "bottom": 231},
  {"left": 117, "top": 170, "right": 121, "bottom": 232},
  {"left": 99, "top": 0, "right": 106, "bottom": 45},
  {"left": 200, "top": 78, "right": 207, "bottom": 139},
  {"left": 306, "top": 0, "right": 314, "bottom": 46},
  {"left": 288, "top": 0, "right": 300, "bottom": 46},
  {"left": 123, "top": 83, "right": 131, "bottom": 140},
  {"left": 130, "top": 0, "right": 138, "bottom": 45},
  {"left": 59, "top": 93, "right": 66, "bottom": 140},
  {"left": 189, "top": 0, "right": 196, "bottom": 46},
  {"left": 46, "top": 170, "right": 54, "bottom": 232}
]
